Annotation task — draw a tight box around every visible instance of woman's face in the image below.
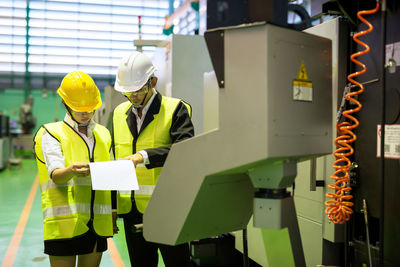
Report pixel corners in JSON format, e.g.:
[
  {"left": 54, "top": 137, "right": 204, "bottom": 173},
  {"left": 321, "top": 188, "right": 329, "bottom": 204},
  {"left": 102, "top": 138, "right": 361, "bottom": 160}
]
[{"left": 70, "top": 110, "right": 94, "bottom": 125}]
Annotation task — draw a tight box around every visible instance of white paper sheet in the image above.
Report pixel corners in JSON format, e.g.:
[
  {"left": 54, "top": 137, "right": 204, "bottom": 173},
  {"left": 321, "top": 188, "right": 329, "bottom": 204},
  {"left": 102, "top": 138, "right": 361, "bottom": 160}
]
[{"left": 89, "top": 160, "right": 139, "bottom": 190}]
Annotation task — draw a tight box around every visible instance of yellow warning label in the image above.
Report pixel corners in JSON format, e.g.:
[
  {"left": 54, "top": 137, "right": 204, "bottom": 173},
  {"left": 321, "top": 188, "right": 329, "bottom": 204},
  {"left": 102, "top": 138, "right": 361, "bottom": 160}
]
[
  {"left": 293, "top": 80, "right": 312, "bottom": 87},
  {"left": 296, "top": 61, "right": 309, "bottom": 81}
]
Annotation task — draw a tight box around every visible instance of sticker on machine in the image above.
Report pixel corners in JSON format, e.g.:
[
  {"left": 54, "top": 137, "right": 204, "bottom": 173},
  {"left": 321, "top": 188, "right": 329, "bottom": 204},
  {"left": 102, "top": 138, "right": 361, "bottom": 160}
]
[
  {"left": 293, "top": 60, "right": 313, "bottom": 102},
  {"left": 377, "top": 124, "right": 400, "bottom": 159}
]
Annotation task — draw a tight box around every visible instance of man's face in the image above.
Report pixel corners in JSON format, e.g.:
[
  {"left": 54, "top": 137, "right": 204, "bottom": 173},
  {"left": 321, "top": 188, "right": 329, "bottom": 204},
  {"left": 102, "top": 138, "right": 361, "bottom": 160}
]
[{"left": 124, "top": 83, "right": 149, "bottom": 106}]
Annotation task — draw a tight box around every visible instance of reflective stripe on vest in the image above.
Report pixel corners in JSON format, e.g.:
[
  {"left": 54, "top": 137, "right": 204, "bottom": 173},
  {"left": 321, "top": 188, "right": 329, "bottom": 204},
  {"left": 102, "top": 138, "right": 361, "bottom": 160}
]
[
  {"left": 33, "top": 121, "right": 113, "bottom": 240},
  {"left": 40, "top": 177, "right": 92, "bottom": 192},
  {"left": 113, "top": 96, "right": 186, "bottom": 215},
  {"left": 135, "top": 185, "right": 155, "bottom": 195},
  {"left": 43, "top": 203, "right": 112, "bottom": 218}
]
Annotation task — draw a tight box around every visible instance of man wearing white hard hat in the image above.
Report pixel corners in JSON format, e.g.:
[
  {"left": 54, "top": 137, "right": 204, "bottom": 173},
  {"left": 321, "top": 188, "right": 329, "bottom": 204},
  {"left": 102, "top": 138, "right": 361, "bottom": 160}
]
[{"left": 111, "top": 51, "right": 194, "bottom": 267}]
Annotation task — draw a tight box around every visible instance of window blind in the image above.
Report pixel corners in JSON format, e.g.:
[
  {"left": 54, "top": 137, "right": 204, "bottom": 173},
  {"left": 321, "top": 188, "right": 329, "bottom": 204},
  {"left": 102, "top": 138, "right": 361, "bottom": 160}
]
[{"left": 0, "top": 0, "right": 169, "bottom": 89}]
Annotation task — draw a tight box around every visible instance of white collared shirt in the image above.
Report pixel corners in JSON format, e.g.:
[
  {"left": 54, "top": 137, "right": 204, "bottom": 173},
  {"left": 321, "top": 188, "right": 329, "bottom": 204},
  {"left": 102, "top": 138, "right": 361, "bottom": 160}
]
[
  {"left": 131, "top": 88, "right": 157, "bottom": 133},
  {"left": 41, "top": 113, "right": 96, "bottom": 177},
  {"left": 130, "top": 88, "right": 157, "bottom": 166}
]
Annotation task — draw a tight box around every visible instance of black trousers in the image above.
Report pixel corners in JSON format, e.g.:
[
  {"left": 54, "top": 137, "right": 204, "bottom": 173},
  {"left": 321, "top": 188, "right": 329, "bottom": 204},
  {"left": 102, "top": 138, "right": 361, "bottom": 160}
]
[{"left": 123, "top": 205, "right": 190, "bottom": 267}]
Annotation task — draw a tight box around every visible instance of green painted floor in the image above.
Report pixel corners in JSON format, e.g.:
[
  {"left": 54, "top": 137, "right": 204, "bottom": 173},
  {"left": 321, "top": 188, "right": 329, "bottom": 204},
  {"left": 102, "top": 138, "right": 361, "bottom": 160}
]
[{"left": 0, "top": 159, "right": 165, "bottom": 267}]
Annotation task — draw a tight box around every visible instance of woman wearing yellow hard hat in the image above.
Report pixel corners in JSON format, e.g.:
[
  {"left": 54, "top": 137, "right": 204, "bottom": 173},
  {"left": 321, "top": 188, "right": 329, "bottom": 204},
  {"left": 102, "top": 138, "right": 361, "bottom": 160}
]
[{"left": 33, "top": 71, "right": 117, "bottom": 267}]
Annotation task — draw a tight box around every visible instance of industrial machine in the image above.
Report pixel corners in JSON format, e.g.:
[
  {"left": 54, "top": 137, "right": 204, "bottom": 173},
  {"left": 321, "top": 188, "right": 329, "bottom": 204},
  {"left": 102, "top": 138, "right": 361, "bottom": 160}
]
[
  {"left": 143, "top": 23, "right": 332, "bottom": 267},
  {"left": 152, "top": 34, "right": 213, "bottom": 134},
  {"left": 0, "top": 114, "right": 10, "bottom": 170},
  {"left": 19, "top": 95, "right": 36, "bottom": 134},
  {"left": 121, "top": 1, "right": 399, "bottom": 266}
]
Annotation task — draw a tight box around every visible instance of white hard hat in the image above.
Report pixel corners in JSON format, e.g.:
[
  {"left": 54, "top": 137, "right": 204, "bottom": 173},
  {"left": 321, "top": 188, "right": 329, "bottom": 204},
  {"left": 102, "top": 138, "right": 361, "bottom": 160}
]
[{"left": 114, "top": 51, "right": 157, "bottom": 92}]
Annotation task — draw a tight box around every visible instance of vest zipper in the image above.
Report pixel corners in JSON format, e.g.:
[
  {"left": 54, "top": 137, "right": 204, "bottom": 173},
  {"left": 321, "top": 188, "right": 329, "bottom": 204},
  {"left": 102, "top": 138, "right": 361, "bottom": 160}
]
[
  {"left": 63, "top": 122, "right": 96, "bottom": 224},
  {"left": 131, "top": 137, "right": 136, "bottom": 202},
  {"left": 90, "top": 135, "right": 96, "bottom": 223}
]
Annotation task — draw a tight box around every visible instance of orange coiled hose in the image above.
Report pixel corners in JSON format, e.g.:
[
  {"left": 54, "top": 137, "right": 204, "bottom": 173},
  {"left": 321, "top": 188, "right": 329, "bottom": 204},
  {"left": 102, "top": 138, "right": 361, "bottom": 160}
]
[{"left": 325, "top": 2, "right": 380, "bottom": 224}]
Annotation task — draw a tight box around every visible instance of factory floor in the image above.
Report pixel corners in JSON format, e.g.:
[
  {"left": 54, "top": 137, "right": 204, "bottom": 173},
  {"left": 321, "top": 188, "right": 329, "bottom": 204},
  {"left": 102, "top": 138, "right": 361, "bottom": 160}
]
[{"left": 0, "top": 159, "right": 164, "bottom": 267}]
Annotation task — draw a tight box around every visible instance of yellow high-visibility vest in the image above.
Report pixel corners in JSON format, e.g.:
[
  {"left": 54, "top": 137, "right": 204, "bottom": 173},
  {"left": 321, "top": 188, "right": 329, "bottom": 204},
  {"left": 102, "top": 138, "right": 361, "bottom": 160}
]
[
  {"left": 34, "top": 121, "right": 113, "bottom": 241},
  {"left": 113, "top": 97, "right": 190, "bottom": 215}
]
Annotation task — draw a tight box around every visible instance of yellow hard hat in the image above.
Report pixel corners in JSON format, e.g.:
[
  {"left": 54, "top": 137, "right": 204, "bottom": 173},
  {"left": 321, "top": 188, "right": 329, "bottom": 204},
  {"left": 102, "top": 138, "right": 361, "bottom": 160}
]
[{"left": 57, "top": 71, "right": 102, "bottom": 112}]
